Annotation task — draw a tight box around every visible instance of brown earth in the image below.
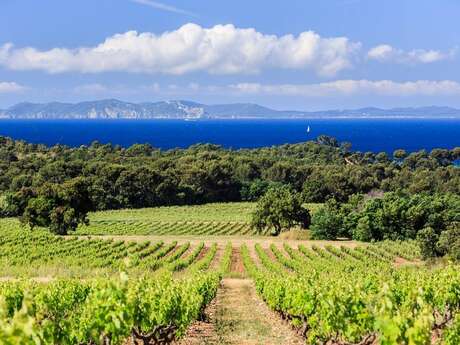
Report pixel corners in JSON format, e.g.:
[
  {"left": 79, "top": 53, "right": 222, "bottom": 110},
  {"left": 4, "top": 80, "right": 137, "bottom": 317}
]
[
  {"left": 208, "top": 245, "right": 224, "bottom": 271},
  {"left": 229, "top": 246, "right": 245, "bottom": 277},
  {"left": 74, "top": 234, "right": 359, "bottom": 249},
  {"left": 178, "top": 278, "right": 304, "bottom": 345},
  {"left": 394, "top": 256, "right": 421, "bottom": 267}
]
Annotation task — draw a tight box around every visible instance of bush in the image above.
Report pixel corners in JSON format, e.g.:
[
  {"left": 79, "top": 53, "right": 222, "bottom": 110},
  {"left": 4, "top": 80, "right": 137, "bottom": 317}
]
[
  {"left": 354, "top": 216, "right": 374, "bottom": 242},
  {"left": 438, "top": 223, "right": 460, "bottom": 261},
  {"left": 310, "top": 199, "right": 342, "bottom": 240},
  {"left": 417, "top": 227, "right": 440, "bottom": 259}
]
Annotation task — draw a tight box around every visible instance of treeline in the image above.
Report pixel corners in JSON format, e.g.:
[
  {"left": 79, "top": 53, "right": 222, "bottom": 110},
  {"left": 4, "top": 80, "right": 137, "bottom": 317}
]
[
  {"left": 1, "top": 135, "right": 459, "bottom": 215},
  {"left": 310, "top": 192, "right": 460, "bottom": 260}
]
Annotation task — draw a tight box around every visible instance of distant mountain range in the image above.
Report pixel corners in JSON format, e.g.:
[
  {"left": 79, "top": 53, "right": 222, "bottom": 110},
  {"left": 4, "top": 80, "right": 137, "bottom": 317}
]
[{"left": 1, "top": 100, "right": 460, "bottom": 119}]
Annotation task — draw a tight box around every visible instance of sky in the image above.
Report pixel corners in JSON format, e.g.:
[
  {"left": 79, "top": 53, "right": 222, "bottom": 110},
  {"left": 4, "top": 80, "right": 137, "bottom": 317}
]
[{"left": 0, "top": 0, "right": 460, "bottom": 110}]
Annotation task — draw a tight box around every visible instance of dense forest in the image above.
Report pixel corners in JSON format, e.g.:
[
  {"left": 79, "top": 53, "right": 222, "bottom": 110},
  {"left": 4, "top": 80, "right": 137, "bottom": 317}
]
[
  {"left": 1, "top": 135, "right": 459, "bottom": 211},
  {"left": 0, "top": 135, "right": 459, "bottom": 250},
  {"left": 309, "top": 192, "right": 460, "bottom": 260}
]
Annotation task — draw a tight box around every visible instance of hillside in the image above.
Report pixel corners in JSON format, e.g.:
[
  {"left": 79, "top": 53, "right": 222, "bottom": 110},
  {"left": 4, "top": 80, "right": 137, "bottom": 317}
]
[{"left": 1, "top": 99, "right": 460, "bottom": 119}]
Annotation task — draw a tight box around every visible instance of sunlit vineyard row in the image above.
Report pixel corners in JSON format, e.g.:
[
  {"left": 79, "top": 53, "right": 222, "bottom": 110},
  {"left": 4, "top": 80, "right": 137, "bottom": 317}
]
[
  {"left": 76, "top": 219, "right": 258, "bottom": 236},
  {"left": 241, "top": 242, "right": 460, "bottom": 344},
  {"left": 0, "top": 218, "right": 235, "bottom": 344},
  {"left": 0, "top": 220, "right": 229, "bottom": 278},
  {"left": 88, "top": 202, "right": 257, "bottom": 223},
  {"left": 3, "top": 215, "right": 459, "bottom": 344},
  {"left": 0, "top": 245, "right": 232, "bottom": 344},
  {"left": 74, "top": 202, "right": 322, "bottom": 236}
]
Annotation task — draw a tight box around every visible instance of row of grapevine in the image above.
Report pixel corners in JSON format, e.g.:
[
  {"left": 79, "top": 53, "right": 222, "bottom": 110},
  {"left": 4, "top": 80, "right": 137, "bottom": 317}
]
[
  {"left": 0, "top": 230, "right": 229, "bottom": 344},
  {"left": 0, "top": 271, "right": 221, "bottom": 344},
  {"left": 0, "top": 225, "right": 219, "bottom": 276},
  {"left": 243, "top": 243, "right": 460, "bottom": 344},
  {"left": 76, "top": 220, "right": 258, "bottom": 236}
]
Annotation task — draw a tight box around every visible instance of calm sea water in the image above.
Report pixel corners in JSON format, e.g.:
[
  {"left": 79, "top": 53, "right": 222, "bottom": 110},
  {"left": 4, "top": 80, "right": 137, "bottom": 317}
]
[{"left": 0, "top": 119, "right": 459, "bottom": 153}]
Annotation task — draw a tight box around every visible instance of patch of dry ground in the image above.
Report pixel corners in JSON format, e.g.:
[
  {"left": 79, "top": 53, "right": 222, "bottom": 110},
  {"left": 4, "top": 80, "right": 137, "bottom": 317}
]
[
  {"left": 179, "top": 247, "right": 303, "bottom": 345},
  {"left": 208, "top": 245, "right": 224, "bottom": 271},
  {"left": 394, "top": 256, "right": 421, "bottom": 267},
  {"left": 229, "top": 246, "right": 245, "bottom": 277},
  {"left": 179, "top": 278, "right": 304, "bottom": 345},
  {"left": 74, "top": 234, "right": 358, "bottom": 249}
]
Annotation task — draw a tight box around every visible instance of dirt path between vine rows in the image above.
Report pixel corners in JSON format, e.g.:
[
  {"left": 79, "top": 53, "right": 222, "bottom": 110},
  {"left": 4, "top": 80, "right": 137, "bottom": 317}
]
[
  {"left": 179, "top": 279, "right": 304, "bottom": 345},
  {"left": 179, "top": 248, "right": 303, "bottom": 345},
  {"left": 73, "top": 234, "right": 358, "bottom": 249}
]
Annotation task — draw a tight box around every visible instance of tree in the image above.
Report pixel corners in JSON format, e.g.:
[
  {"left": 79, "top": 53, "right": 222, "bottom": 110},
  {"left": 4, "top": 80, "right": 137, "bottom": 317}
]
[
  {"left": 340, "top": 142, "right": 352, "bottom": 155},
  {"left": 438, "top": 223, "right": 460, "bottom": 261},
  {"left": 251, "top": 186, "right": 310, "bottom": 235},
  {"left": 0, "top": 188, "right": 35, "bottom": 217},
  {"left": 430, "top": 148, "right": 451, "bottom": 166},
  {"left": 310, "top": 192, "right": 460, "bottom": 248},
  {"left": 375, "top": 152, "right": 390, "bottom": 164},
  {"left": 302, "top": 177, "right": 328, "bottom": 203},
  {"left": 417, "top": 227, "right": 441, "bottom": 259},
  {"left": 240, "top": 180, "right": 277, "bottom": 201},
  {"left": 0, "top": 135, "right": 458, "bottom": 214},
  {"left": 21, "top": 177, "right": 93, "bottom": 235},
  {"left": 125, "top": 143, "right": 154, "bottom": 157},
  {"left": 309, "top": 199, "right": 344, "bottom": 240},
  {"left": 316, "top": 135, "right": 339, "bottom": 148},
  {"left": 393, "top": 149, "right": 408, "bottom": 161}
]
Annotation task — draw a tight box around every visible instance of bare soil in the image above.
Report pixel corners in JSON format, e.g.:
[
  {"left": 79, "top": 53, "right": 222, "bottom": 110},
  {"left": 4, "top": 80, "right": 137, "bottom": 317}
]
[
  {"left": 74, "top": 234, "right": 358, "bottom": 249},
  {"left": 194, "top": 246, "right": 209, "bottom": 261},
  {"left": 179, "top": 278, "right": 304, "bottom": 345},
  {"left": 208, "top": 245, "right": 224, "bottom": 271},
  {"left": 229, "top": 247, "right": 245, "bottom": 277},
  {"left": 394, "top": 256, "right": 421, "bottom": 267}
]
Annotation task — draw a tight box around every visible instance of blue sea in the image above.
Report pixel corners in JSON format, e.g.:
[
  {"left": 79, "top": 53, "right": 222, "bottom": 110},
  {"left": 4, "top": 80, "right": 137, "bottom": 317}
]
[{"left": 0, "top": 119, "right": 459, "bottom": 153}]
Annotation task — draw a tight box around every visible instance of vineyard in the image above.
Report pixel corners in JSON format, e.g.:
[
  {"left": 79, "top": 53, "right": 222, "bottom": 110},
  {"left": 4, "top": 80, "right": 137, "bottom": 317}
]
[
  {"left": 0, "top": 219, "right": 227, "bottom": 278},
  {"left": 241, "top": 242, "right": 460, "bottom": 345},
  {"left": 87, "top": 203, "right": 256, "bottom": 223},
  {"left": 76, "top": 219, "right": 257, "bottom": 236},
  {"left": 0, "top": 219, "right": 233, "bottom": 344},
  {"left": 76, "top": 202, "right": 256, "bottom": 236},
  {"left": 74, "top": 202, "right": 322, "bottom": 236},
  {"left": 0, "top": 266, "right": 230, "bottom": 344},
  {"left": 2, "top": 216, "right": 460, "bottom": 344}
]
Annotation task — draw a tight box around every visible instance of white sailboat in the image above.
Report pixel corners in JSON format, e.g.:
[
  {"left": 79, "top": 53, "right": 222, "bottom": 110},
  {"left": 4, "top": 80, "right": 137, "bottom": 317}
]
[{"left": 307, "top": 125, "right": 311, "bottom": 133}]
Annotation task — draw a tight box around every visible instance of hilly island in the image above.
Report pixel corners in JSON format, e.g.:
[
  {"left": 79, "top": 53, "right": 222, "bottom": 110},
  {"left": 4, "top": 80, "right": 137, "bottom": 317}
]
[{"left": 1, "top": 99, "right": 460, "bottom": 119}]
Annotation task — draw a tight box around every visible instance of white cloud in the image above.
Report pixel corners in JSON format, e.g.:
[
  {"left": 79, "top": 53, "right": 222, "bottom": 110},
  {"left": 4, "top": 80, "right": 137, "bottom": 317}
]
[
  {"left": 130, "top": 0, "right": 197, "bottom": 17},
  {"left": 0, "top": 23, "right": 360, "bottom": 77},
  {"left": 0, "top": 81, "right": 25, "bottom": 93},
  {"left": 367, "top": 44, "right": 394, "bottom": 61},
  {"left": 367, "top": 44, "right": 456, "bottom": 64},
  {"left": 229, "top": 80, "right": 460, "bottom": 97},
  {"left": 66, "top": 80, "right": 460, "bottom": 99}
]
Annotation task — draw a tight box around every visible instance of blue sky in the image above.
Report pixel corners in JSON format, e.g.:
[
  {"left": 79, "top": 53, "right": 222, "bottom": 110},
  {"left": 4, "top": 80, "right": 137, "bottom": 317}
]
[{"left": 0, "top": 0, "right": 459, "bottom": 110}]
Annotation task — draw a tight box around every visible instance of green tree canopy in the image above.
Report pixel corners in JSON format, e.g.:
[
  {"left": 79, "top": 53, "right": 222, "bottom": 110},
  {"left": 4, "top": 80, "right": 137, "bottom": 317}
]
[
  {"left": 251, "top": 185, "right": 310, "bottom": 235},
  {"left": 21, "top": 177, "right": 93, "bottom": 235}
]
